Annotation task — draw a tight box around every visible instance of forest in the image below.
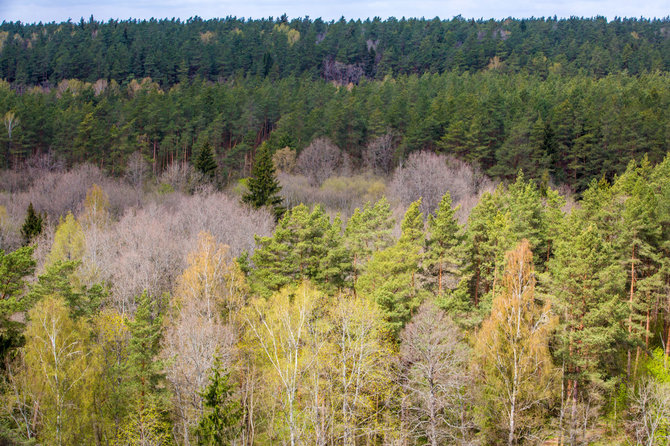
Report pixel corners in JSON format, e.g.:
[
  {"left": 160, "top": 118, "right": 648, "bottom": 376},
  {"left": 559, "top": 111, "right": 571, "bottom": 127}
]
[{"left": 1, "top": 13, "right": 670, "bottom": 446}]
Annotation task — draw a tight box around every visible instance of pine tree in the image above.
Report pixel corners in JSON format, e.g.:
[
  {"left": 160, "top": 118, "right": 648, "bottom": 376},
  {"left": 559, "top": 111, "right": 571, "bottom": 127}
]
[
  {"left": 549, "top": 217, "right": 627, "bottom": 443},
  {"left": 195, "top": 141, "right": 217, "bottom": 180},
  {"left": 426, "top": 192, "right": 464, "bottom": 296},
  {"left": 20, "top": 202, "right": 43, "bottom": 246},
  {"left": 251, "top": 204, "right": 351, "bottom": 296},
  {"left": 0, "top": 245, "right": 36, "bottom": 362},
  {"left": 127, "top": 291, "right": 166, "bottom": 404},
  {"left": 196, "top": 356, "right": 242, "bottom": 445},
  {"left": 242, "top": 144, "right": 284, "bottom": 221},
  {"left": 358, "top": 200, "right": 427, "bottom": 338},
  {"left": 344, "top": 197, "right": 395, "bottom": 288}
]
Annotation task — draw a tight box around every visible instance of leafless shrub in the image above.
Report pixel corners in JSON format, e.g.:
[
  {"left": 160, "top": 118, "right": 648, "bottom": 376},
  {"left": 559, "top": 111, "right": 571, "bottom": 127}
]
[
  {"left": 389, "top": 151, "right": 494, "bottom": 218},
  {"left": 278, "top": 172, "right": 386, "bottom": 218},
  {"left": 323, "top": 58, "right": 364, "bottom": 85},
  {"left": 363, "top": 132, "right": 397, "bottom": 175},
  {"left": 125, "top": 152, "right": 149, "bottom": 203},
  {"left": 297, "top": 138, "right": 346, "bottom": 187}
]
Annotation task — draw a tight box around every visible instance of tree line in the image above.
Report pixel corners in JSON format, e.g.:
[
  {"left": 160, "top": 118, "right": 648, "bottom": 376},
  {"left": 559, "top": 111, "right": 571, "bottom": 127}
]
[{"left": 1, "top": 16, "right": 670, "bottom": 87}]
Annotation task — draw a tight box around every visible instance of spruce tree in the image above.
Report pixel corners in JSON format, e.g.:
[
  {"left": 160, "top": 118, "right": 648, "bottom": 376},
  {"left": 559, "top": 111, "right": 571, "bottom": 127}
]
[
  {"left": 243, "top": 144, "right": 284, "bottom": 220},
  {"left": 196, "top": 356, "right": 242, "bottom": 445},
  {"left": 195, "top": 142, "right": 217, "bottom": 180},
  {"left": 20, "top": 202, "right": 43, "bottom": 245}
]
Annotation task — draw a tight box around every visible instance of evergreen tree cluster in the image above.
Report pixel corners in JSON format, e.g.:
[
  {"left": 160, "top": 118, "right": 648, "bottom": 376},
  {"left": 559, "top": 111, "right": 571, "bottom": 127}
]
[{"left": 1, "top": 16, "right": 670, "bottom": 86}]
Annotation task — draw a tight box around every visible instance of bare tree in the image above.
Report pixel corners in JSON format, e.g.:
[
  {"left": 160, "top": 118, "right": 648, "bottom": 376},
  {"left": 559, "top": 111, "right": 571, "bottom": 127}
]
[
  {"left": 125, "top": 152, "right": 149, "bottom": 204},
  {"left": 389, "top": 151, "right": 494, "bottom": 218},
  {"left": 400, "top": 301, "right": 474, "bottom": 446},
  {"left": 363, "top": 132, "right": 396, "bottom": 175},
  {"left": 297, "top": 138, "right": 345, "bottom": 187},
  {"left": 628, "top": 377, "right": 670, "bottom": 446}
]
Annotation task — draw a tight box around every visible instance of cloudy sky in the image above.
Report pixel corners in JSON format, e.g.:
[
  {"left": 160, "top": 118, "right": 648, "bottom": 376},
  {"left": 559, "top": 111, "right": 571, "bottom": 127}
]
[{"left": 0, "top": 0, "right": 668, "bottom": 24}]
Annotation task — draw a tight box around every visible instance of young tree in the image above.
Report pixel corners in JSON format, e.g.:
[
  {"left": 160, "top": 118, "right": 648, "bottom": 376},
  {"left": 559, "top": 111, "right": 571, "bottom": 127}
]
[
  {"left": 195, "top": 141, "right": 217, "bottom": 180},
  {"left": 47, "top": 212, "right": 85, "bottom": 266},
  {"left": 242, "top": 282, "right": 325, "bottom": 446},
  {"left": 327, "top": 293, "right": 394, "bottom": 445},
  {"left": 20, "top": 203, "right": 43, "bottom": 246},
  {"left": 243, "top": 144, "right": 284, "bottom": 220},
  {"left": 23, "top": 296, "right": 99, "bottom": 445},
  {"left": 196, "top": 355, "right": 242, "bottom": 445},
  {"left": 473, "top": 239, "right": 557, "bottom": 445},
  {"left": 400, "top": 301, "right": 473, "bottom": 445},
  {"left": 162, "top": 232, "right": 244, "bottom": 444}
]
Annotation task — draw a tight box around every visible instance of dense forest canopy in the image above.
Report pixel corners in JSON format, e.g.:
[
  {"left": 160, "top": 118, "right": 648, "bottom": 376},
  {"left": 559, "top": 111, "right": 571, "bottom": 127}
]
[
  {"left": 2, "top": 16, "right": 670, "bottom": 85},
  {"left": 1, "top": 16, "right": 670, "bottom": 191},
  {"left": 3, "top": 13, "right": 670, "bottom": 446}
]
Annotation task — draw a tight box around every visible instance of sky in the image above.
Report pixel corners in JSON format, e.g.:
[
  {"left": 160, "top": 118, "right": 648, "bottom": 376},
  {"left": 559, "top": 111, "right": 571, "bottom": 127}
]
[{"left": 0, "top": 0, "right": 668, "bottom": 24}]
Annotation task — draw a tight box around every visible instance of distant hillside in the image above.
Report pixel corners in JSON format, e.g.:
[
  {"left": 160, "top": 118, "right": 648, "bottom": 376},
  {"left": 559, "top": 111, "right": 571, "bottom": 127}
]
[{"left": 1, "top": 16, "right": 670, "bottom": 86}]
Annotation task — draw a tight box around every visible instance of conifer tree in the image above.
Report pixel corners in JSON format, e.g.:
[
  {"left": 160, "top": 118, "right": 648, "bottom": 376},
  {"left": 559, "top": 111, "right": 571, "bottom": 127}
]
[
  {"left": 127, "top": 291, "right": 166, "bottom": 404},
  {"left": 549, "top": 217, "right": 627, "bottom": 443},
  {"left": 426, "top": 192, "right": 464, "bottom": 296},
  {"left": 344, "top": 197, "right": 395, "bottom": 288},
  {"left": 196, "top": 356, "right": 242, "bottom": 445},
  {"left": 358, "top": 199, "right": 427, "bottom": 338},
  {"left": 195, "top": 141, "right": 217, "bottom": 180},
  {"left": 251, "top": 204, "right": 351, "bottom": 296},
  {"left": 0, "top": 245, "right": 35, "bottom": 361},
  {"left": 243, "top": 144, "right": 284, "bottom": 221},
  {"left": 20, "top": 203, "right": 43, "bottom": 246}
]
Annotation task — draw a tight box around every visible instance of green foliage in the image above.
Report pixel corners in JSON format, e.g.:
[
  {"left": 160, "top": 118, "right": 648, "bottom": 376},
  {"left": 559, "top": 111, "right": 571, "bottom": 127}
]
[
  {"left": 20, "top": 203, "right": 42, "bottom": 246},
  {"left": 425, "top": 192, "right": 464, "bottom": 296},
  {"left": 242, "top": 144, "right": 284, "bottom": 220},
  {"left": 0, "top": 245, "right": 35, "bottom": 363},
  {"left": 358, "top": 200, "right": 427, "bottom": 338},
  {"left": 127, "top": 291, "right": 166, "bottom": 402},
  {"left": 27, "top": 260, "right": 104, "bottom": 319},
  {"left": 251, "top": 204, "right": 352, "bottom": 297},
  {"left": 194, "top": 141, "right": 217, "bottom": 180},
  {"left": 196, "top": 356, "right": 242, "bottom": 445}
]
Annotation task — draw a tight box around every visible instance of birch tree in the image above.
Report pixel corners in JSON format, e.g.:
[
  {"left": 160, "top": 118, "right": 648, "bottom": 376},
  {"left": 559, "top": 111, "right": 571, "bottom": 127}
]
[{"left": 473, "top": 239, "right": 557, "bottom": 445}]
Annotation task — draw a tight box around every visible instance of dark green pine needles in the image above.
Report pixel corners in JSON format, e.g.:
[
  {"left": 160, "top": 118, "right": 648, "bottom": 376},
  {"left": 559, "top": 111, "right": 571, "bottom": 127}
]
[
  {"left": 243, "top": 145, "right": 285, "bottom": 221},
  {"left": 195, "top": 142, "right": 217, "bottom": 180}
]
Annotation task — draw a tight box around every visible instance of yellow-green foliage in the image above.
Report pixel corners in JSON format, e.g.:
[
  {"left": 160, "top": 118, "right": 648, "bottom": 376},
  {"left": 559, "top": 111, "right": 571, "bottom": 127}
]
[
  {"left": 199, "top": 30, "right": 216, "bottom": 43},
  {"left": 273, "top": 23, "right": 300, "bottom": 45},
  {"left": 320, "top": 175, "right": 386, "bottom": 204},
  {"left": 24, "top": 296, "right": 99, "bottom": 446},
  {"left": 47, "top": 212, "right": 85, "bottom": 265},
  {"left": 81, "top": 183, "right": 110, "bottom": 227},
  {"left": 0, "top": 31, "right": 8, "bottom": 50}
]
